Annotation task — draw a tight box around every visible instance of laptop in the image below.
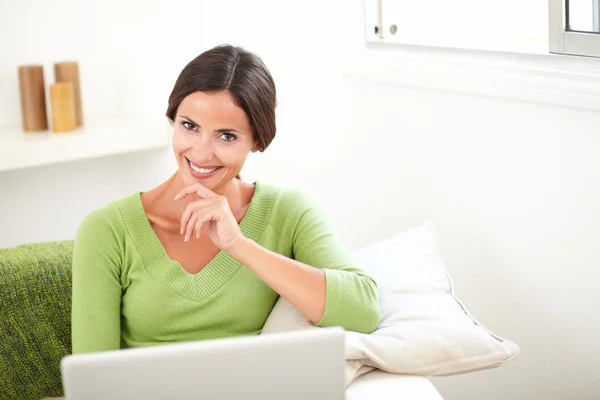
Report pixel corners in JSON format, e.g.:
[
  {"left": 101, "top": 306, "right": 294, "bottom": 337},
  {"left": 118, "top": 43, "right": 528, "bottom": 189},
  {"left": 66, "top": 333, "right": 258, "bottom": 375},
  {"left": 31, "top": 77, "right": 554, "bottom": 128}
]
[{"left": 61, "top": 327, "right": 346, "bottom": 400}]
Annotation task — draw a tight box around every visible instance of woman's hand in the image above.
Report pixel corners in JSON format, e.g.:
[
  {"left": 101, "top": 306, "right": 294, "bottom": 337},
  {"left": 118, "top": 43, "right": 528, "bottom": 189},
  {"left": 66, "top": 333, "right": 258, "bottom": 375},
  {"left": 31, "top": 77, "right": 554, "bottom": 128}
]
[{"left": 174, "top": 183, "right": 244, "bottom": 251}]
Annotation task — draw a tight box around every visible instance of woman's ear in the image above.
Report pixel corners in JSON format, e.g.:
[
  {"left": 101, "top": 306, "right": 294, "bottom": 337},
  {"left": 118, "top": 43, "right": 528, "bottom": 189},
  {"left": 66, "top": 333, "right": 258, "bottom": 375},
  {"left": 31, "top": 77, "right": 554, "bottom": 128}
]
[{"left": 251, "top": 142, "right": 261, "bottom": 153}]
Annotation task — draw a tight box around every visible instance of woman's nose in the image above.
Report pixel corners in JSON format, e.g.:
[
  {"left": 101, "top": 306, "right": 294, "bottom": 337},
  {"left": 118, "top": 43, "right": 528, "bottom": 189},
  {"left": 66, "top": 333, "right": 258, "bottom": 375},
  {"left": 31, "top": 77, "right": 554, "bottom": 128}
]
[{"left": 190, "top": 137, "right": 215, "bottom": 160}]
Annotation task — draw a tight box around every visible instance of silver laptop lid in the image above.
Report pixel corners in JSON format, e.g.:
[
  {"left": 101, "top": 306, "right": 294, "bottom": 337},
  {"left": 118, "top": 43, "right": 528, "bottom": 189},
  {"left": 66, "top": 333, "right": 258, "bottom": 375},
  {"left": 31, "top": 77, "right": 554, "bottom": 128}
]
[{"left": 61, "top": 327, "right": 345, "bottom": 400}]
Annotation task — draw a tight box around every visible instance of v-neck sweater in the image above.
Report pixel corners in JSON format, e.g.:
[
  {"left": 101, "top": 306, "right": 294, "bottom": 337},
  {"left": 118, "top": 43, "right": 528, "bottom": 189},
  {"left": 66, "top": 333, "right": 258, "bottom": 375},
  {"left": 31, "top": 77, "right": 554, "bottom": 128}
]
[{"left": 71, "top": 181, "right": 380, "bottom": 354}]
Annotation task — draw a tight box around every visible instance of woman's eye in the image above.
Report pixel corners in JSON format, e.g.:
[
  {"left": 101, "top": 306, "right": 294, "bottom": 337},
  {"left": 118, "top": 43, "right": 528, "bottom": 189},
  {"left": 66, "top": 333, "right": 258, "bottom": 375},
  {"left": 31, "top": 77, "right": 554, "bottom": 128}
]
[
  {"left": 221, "top": 133, "right": 237, "bottom": 142},
  {"left": 182, "top": 121, "right": 195, "bottom": 131}
]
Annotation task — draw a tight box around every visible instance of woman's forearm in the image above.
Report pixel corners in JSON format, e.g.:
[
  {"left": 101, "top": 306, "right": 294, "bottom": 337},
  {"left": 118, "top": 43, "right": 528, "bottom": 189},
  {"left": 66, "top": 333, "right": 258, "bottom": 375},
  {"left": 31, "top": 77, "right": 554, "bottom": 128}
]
[{"left": 227, "top": 237, "right": 326, "bottom": 323}]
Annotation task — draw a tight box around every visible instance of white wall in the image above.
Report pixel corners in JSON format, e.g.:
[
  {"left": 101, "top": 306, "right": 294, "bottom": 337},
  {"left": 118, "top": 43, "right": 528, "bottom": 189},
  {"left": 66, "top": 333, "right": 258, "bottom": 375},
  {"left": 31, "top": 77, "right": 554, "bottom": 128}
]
[{"left": 2, "top": 1, "right": 600, "bottom": 399}]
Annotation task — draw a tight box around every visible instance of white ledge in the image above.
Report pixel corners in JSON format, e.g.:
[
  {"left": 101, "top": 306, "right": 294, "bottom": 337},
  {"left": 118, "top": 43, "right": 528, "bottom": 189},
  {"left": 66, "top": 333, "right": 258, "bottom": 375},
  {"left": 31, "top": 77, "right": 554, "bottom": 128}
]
[
  {"left": 344, "top": 43, "right": 600, "bottom": 112},
  {"left": 0, "top": 115, "right": 171, "bottom": 173}
]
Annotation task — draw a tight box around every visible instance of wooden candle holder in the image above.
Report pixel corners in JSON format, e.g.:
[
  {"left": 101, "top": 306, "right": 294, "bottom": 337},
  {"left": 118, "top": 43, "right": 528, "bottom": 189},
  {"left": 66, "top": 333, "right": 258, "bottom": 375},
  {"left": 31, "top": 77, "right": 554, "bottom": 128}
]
[
  {"left": 18, "top": 65, "right": 49, "bottom": 132},
  {"left": 54, "top": 62, "right": 83, "bottom": 127},
  {"left": 50, "top": 82, "right": 77, "bottom": 133}
]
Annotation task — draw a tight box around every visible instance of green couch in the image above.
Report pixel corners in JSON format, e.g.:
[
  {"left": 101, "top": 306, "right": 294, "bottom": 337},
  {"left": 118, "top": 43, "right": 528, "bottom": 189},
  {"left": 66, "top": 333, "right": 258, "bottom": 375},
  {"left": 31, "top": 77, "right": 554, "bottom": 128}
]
[{"left": 0, "top": 241, "right": 74, "bottom": 400}]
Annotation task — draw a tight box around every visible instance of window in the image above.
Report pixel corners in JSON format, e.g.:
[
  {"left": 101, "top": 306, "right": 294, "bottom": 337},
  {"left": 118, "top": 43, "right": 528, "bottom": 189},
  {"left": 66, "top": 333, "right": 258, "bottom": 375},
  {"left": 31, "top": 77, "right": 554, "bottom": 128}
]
[
  {"left": 365, "top": 0, "right": 548, "bottom": 53},
  {"left": 365, "top": 0, "right": 600, "bottom": 58},
  {"left": 550, "top": 0, "right": 600, "bottom": 57}
]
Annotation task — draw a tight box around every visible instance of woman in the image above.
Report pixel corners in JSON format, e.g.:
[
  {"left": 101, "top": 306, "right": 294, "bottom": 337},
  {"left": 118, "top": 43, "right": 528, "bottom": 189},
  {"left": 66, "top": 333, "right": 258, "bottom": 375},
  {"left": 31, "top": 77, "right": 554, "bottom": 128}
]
[{"left": 71, "top": 45, "right": 380, "bottom": 354}]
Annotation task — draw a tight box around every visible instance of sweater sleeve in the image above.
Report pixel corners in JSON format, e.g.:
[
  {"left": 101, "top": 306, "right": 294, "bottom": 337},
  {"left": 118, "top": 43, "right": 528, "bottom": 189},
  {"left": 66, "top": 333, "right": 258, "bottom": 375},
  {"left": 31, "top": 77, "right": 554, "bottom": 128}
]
[
  {"left": 71, "top": 205, "right": 123, "bottom": 354},
  {"left": 289, "top": 193, "right": 380, "bottom": 334}
]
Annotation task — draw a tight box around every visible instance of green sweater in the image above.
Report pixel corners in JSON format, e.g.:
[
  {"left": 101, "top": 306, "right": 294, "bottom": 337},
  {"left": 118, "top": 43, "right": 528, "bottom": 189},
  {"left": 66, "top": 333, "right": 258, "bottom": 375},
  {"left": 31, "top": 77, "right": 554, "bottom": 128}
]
[{"left": 72, "top": 181, "right": 380, "bottom": 354}]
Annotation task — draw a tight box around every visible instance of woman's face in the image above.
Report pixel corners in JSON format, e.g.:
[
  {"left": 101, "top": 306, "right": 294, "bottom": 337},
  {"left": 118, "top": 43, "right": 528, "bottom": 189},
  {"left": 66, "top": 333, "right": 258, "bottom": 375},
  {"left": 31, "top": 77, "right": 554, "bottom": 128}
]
[{"left": 172, "top": 90, "right": 258, "bottom": 191}]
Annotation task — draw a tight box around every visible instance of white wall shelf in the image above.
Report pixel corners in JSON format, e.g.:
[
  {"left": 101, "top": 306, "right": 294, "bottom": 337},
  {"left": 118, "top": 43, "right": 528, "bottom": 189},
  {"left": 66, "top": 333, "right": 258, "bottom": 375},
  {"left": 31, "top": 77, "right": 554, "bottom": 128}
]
[{"left": 0, "top": 116, "right": 171, "bottom": 173}]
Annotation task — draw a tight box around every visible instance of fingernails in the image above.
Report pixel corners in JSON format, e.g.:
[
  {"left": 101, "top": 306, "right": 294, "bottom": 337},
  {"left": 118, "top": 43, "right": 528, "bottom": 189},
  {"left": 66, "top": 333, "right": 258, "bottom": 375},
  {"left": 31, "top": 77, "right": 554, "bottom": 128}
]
[
  {"left": 180, "top": 228, "right": 183, "bottom": 235},
  {"left": 196, "top": 231, "right": 200, "bottom": 239},
  {"left": 174, "top": 193, "right": 180, "bottom": 200},
  {"left": 184, "top": 235, "right": 189, "bottom": 242}
]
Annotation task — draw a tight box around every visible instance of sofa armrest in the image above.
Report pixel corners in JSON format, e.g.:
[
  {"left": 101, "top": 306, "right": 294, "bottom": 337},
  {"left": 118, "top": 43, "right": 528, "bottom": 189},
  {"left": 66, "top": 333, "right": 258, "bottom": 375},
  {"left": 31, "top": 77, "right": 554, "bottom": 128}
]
[
  {"left": 346, "top": 370, "right": 443, "bottom": 400},
  {"left": 44, "top": 371, "right": 444, "bottom": 400},
  {"left": 1, "top": 240, "right": 74, "bottom": 399}
]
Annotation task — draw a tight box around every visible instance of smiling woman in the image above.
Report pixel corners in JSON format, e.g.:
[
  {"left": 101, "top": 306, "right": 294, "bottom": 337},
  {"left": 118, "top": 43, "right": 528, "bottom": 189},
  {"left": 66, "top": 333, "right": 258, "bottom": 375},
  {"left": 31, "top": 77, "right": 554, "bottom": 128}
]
[{"left": 71, "top": 45, "right": 381, "bottom": 355}]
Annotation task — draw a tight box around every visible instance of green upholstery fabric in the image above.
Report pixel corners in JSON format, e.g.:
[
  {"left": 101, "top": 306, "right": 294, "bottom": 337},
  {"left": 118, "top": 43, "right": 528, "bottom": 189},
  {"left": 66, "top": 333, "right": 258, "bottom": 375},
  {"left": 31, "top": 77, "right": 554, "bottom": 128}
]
[{"left": 0, "top": 241, "right": 73, "bottom": 400}]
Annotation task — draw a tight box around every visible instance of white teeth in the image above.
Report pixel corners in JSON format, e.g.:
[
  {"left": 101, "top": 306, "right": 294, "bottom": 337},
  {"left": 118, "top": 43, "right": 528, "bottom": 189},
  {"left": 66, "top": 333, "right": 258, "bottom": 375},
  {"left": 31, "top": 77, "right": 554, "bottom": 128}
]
[{"left": 189, "top": 161, "right": 218, "bottom": 174}]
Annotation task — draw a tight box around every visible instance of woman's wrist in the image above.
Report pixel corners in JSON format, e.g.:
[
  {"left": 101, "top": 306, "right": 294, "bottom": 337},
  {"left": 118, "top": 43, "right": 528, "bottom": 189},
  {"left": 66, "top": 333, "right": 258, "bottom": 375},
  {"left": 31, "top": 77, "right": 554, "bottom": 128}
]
[{"left": 226, "top": 236, "right": 256, "bottom": 263}]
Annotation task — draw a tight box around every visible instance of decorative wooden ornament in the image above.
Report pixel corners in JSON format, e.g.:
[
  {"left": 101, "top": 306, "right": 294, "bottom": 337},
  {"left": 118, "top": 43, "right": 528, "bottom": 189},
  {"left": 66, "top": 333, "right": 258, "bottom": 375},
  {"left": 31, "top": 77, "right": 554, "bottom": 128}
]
[
  {"left": 54, "top": 61, "right": 83, "bottom": 127},
  {"left": 50, "top": 82, "right": 77, "bottom": 133},
  {"left": 18, "top": 65, "right": 49, "bottom": 132}
]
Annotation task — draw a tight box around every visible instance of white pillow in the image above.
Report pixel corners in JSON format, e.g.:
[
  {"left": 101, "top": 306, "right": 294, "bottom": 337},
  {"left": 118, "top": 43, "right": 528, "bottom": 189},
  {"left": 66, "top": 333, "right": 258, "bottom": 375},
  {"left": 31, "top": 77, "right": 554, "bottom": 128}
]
[
  {"left": 260, "top": 295, "right": 373, "bottom": 386},
  {"left": 261, "top": 222, "right": 519, "bottom": 385}
]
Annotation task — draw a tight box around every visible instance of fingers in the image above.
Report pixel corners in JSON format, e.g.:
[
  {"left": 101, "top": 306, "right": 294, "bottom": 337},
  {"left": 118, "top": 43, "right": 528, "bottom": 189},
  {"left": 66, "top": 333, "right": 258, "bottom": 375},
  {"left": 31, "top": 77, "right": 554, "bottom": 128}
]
[
  {"left": 184, "top": 214, "right": 198, "bottom": 243},
  {"left": 174, "top": 182, "right": 217, "bottom": 201},
  {"left": 194, "top": 218, "right": 204, "bottom": 240},
  {"left": 180, "top": 205, "right": 195, "bottom": 237},
  {"left": 178, "top": 196, "right": 230, "bottom": 242},
  {"left": 180, "top": 200, "right": 216, "bottom": 242}
]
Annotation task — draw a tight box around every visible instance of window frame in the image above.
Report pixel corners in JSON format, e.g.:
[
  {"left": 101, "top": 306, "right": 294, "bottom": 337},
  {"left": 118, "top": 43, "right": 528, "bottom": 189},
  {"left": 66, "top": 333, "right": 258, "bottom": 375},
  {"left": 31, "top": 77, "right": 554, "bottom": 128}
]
[
  {"left": 549, "top": 0, "right": 600, "bottom": 57},
  {"left": 594, "top": 0, "right": 599, "bottom": 32}
]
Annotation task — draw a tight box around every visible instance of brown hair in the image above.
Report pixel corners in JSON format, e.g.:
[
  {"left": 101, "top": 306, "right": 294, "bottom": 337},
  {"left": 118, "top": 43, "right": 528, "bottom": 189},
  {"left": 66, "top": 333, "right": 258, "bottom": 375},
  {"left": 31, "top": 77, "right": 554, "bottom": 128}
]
[{"left": 166, "top": 45, "right": 277, "bottom": 152}]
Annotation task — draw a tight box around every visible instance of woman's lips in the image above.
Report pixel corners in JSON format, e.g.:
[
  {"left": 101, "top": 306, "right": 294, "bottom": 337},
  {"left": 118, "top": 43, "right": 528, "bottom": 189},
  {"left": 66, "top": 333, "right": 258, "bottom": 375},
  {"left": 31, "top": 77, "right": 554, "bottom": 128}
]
[{"left": 186, "top": 157, "right": 223, "bottom": 179}]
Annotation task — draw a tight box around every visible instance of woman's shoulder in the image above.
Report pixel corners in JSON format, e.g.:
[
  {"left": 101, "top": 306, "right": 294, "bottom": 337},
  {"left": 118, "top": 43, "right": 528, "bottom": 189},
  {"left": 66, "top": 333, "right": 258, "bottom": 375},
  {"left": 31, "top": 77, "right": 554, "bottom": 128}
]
[
  {"left": 255, "top": 181, "right": 325, "bottom": 224},
  {"left": 256, "top": 182, "right": 337, "bottom": 245},
  {"left": 256, "top": 181, "right": 314, "bottom": 210},
  {"left": 78, "top": 192, "right": 141, "bottom": 233}
]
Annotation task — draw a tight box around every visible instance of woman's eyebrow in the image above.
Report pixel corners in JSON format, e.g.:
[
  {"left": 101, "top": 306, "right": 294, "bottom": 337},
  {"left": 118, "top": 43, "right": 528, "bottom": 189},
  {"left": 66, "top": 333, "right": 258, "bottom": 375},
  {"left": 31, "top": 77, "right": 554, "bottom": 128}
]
[
  {"left": 216, "top": 128, "right": 243, "bottom": 134},
  {"left": 179, "top": 115, "right": 200, "bottom": 126}
]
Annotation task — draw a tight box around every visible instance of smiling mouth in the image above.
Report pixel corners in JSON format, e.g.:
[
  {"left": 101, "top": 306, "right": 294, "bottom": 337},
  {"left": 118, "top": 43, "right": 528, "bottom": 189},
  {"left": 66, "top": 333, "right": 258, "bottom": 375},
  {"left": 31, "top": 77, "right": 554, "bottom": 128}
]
[{"left": 186, "top": 158, "right": 223, "bottom": 175}]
